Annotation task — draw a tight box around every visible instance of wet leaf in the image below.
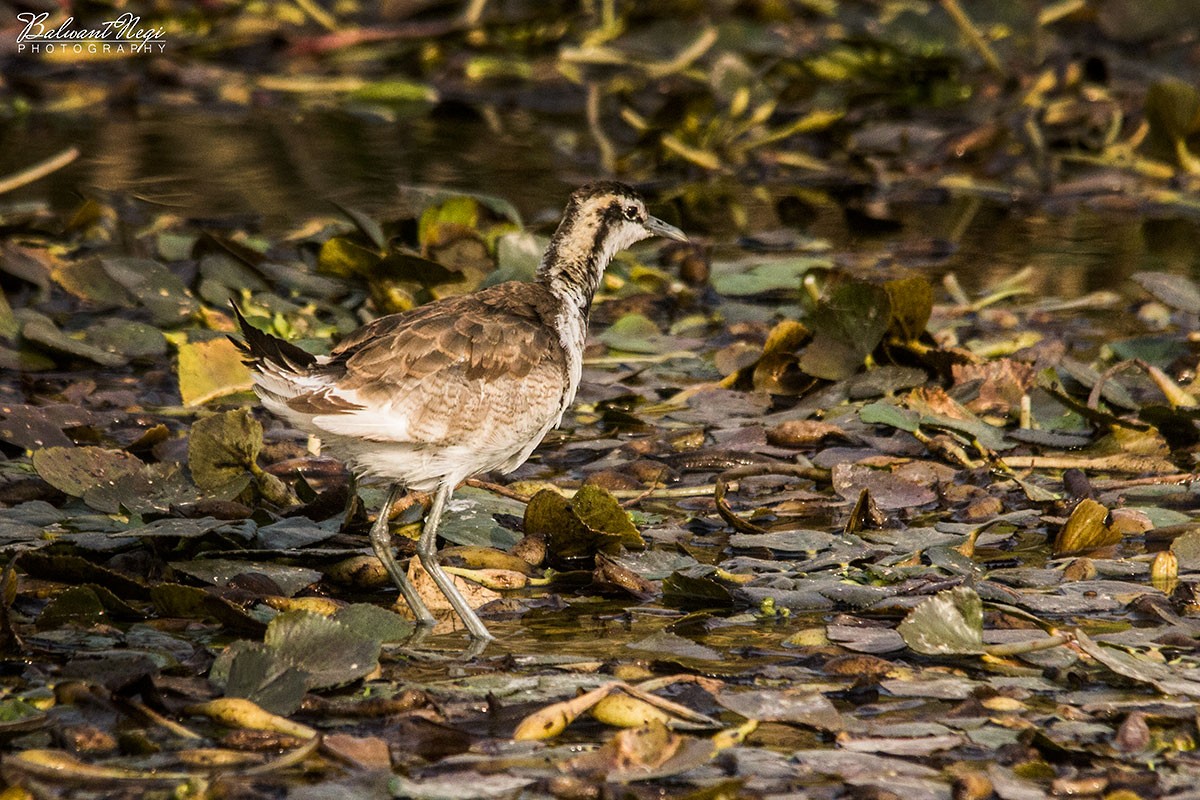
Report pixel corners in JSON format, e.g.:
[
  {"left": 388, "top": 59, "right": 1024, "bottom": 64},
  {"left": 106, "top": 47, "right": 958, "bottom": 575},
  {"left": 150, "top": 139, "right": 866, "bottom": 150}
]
[
  {"left": 1074, "top": 629, "right": 1200, "bottom": 696},
  {"left": 215, "top": 640, "right": 311, "bottom": 716},
  {"left": 1132, "top": 271, "right": 1200, "bottom": 315},
  {"left": 598, "top": 313, "right": 673, "bottom": 354},
  {"left": 84, "top": 318, "right": 168, "bottom": 360},
  {"left": 860, "top": 400, "right": 921, "bottom": 432},
  {"left": 1144, "top": 78, "right": 1200, "bottom": 171},
  {"left": 177, "top": 336, "right": 255, "bottom": 407},
  {"left": 171, "top": 559, "right": 321, "bottom": 597},
  {"left": 898, "top": 586, "right": 985, "bottom": 655},
  {"left": 318, "top": 236, "right": 382, "bottom": 278},
  {"left": 716, "top": 689, "right": 853, "bottom": 731},
  {"left": 418, "top": 196, "right": 480, "bottom": 251},
  {"left": 187, "top": 408, "right": 262, "bottom": 498},
  {"left": 885, "top": 276, "right": 934, "bottom": 341},
  {"left": 36, "top": 585, "right": 107, "bottom": 629},
  {"left": 662, "top": 566, "right": 735, "bottom": 609},
  {"left": 526, "top": 486, "right": 644, "bottom": 561},
  {"left": 19, "top": 311, "right": 126, "bottom": 367},
  {"left": 799, "top": 278, "right": 892, "bottom": 380},
  {"left": 710, "top": 257, "right": 827, "bottom": 296},
  {"left": 50, "top": 258, "right": 134, "bottom": 307},
  {"left": 32, "top": 446, "right": 144, "bottom": 498},
  {"left": 83, "top": 463, "right": 200, "bottom": 515},
  {"left": 1053, "top": 498, "right": 1121, "bottom": 556},
  {"left": 100, "top": 257, "right": 200, "bottom": 325},
  {"left": 264, "top": 611, "right": 379, "bottom": 689},
  {"left": 332, "top": 603, "right": 415, "bottom": 643}
]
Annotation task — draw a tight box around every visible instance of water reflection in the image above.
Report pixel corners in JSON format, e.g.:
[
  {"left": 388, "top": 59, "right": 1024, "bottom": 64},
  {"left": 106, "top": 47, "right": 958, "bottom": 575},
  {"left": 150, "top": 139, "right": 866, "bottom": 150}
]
[{"left": 2, "top": 106, "right": 1199, "bottom": 296}]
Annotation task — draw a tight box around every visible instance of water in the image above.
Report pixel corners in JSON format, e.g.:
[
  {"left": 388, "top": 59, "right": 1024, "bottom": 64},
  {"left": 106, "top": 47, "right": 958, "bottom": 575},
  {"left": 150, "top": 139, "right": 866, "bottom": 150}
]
[{"left": 5, "top": 106, "right": 1199, "bottom": 300}]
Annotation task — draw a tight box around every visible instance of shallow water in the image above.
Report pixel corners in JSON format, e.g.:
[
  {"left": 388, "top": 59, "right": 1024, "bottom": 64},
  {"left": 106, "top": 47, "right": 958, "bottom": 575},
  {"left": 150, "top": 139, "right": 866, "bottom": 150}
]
[{"left": 6, "top": 107, "right": 1199, "bottom": 300}]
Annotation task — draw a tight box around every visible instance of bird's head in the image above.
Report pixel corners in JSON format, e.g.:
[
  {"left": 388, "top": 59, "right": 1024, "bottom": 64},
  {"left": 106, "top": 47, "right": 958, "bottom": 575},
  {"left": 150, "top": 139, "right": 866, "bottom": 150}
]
[{"left": 539, "top": 181, "right": 687, "bottom": 307}]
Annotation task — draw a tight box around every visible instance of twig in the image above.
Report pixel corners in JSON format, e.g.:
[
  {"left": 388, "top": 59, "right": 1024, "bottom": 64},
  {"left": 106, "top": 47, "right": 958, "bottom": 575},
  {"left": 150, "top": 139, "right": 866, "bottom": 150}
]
[
  {"left": 939, "top": 0, "right": 1005, "bottom": 78},
  {"left": 0, "top": 147, "right": 79, "bottom": 195},
  {"left": 715, "top": 463, "right": 830, "bottom": 534}
]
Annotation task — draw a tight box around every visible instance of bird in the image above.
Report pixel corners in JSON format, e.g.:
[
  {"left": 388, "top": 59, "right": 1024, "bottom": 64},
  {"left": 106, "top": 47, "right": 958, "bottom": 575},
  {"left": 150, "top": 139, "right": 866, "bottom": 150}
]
[{"left": 232, "top": 181, "right": 687, "bottom": 641}]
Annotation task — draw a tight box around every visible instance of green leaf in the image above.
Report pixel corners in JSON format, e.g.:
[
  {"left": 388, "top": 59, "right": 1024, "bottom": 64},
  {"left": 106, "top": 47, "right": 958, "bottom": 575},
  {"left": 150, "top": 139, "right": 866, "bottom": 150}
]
[
  {"left": 884, "top": 276, "right": 934, "bottom": 341},
  {"left": 36, "top": 585, "right": 107, "bottom": 630},
  {"left": 332, "top": 604, "right": 416, "bottom": 644},
  {"left": 99, "top": 257, "right": 199, "bottom": 326},
  {"left": 525, "top": 486, "right": 644, "bottom": 562},
  {"left": 318, "top": 236, "right": 382, "bottom": 277},
  {"left": 897, "top": 586, "right": 985, "bottom": 655},
  {"left": 214, "top": 641, "right": 311, "bottom": 716},
  {"left": 264, "top": 611, "right": 380, "bottom": 689},
  {"left": 187, "top": 408, "right": 262, "bottom": 498},
  {"left": 32, "top": 446, "right": 144, "bottom": 498},
  {"left": 799, "top": 278, "right": 892, "bottom": 381},
  {"left": 662, "top": 566, "right": 734, "bottom": 609},
  {"left": 598, "top": 313, "right": 668, "bottom": 354},
  {"left": 418, "top": 196, "right": 480, "bottom": 251},
  {"left": 710, "top": 257, "right": 827, "bottom": 297},
  {"left": 859, "top": 401, "right": 920, "bottom": 433},
  {"left": 18, "top": 310, "right": 127, "bottom": 367}
]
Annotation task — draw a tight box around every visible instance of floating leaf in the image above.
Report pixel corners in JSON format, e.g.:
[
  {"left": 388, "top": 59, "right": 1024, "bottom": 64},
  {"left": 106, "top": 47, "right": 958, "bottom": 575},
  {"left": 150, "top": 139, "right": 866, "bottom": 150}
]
[
  {"left": 662, "top": 566, "right": 735, "bottom": 609},
  {"left": 177, "top": 336, "right": 254, "bottom": 407},
  {"left": 32, "top": 446, "right": 144, "bottom": 498},
  {"left": 100, "top": 257, "right": 199, "bottom": 325},
  {"left": 1053, "top": 498, "right": 1121, "bottom": 556},
  {"left": 264, "top": 611, "right": 381, "bottom": 689},
  {"left": 598, "top": 313, "right": 671, "bottom": 354},
  {"left": 897, "top": 586, "right": 985, "bottom": 655},
  {"left": 710, "top": 257, "right": 827, "bottom": 297},
  {"left": 187, "top": 408, "right": 262, "bottom": 498},
  {"left": 799, "top": 278, "right": 892, "bottom": 380},
  {"left": 525, "top": 486, "right": 644, "bottom": 562}
]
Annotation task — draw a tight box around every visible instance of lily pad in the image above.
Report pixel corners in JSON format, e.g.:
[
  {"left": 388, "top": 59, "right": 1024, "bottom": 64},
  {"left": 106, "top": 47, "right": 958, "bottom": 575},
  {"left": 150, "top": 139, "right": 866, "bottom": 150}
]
[
  {"left": 897, "top": 586, "right": 985, "bottom": 655},
  {"left": 177, "top": 336, "right": 255, "bottom": 407},
  {"left": 264, "top": 611, "right": 381, "bottom": 689},
  {"left": 32, "top": 446, "right": 144, "bottom": 498},
  {"left": 526, "top": 486, "right": 644, "bottom": 562},
  {"left": 187, "top": 408, "right": 262, "bottom": 498},
  {"left": 799, "top": 278, "right": 892, "bottom": 380},
  {"left": 100, "top": 257, "right": 200, "bottom": 325}
]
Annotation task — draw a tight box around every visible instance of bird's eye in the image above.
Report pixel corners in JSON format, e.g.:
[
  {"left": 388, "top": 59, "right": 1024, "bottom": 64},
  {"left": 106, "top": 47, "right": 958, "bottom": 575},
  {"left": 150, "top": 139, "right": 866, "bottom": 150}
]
[{"left": 623, "top": 205, "right": 640, "bottom": 221}]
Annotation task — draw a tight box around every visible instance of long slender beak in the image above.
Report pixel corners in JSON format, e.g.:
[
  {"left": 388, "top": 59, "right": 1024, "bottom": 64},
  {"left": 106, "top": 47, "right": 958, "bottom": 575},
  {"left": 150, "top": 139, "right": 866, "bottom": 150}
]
[{"left": 644, "top": 215, "right": 688, "bottom": 242}]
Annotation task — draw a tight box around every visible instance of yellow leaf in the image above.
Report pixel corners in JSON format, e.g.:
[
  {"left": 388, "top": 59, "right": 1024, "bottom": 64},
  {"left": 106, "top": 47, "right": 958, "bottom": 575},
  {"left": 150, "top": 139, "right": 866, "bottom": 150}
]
[{"left": 177, "top": 337, "right": 254, "bottom": 406}]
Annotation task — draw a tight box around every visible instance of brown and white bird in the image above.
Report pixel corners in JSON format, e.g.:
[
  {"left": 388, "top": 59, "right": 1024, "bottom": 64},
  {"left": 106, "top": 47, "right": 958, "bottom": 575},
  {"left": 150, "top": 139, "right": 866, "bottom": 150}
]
[{"left": 233, "top": 182, "right": 687, "bottom": 640}]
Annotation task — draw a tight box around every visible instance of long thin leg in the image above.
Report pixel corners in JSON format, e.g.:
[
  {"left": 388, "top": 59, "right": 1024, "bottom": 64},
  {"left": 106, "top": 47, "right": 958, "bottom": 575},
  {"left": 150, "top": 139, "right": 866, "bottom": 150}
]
[
  {"left": 369, "top": 483, "right": 435, "bottom": 627},
  {"left": 418, "top": 482, "right": 494, "bottom": 640}
]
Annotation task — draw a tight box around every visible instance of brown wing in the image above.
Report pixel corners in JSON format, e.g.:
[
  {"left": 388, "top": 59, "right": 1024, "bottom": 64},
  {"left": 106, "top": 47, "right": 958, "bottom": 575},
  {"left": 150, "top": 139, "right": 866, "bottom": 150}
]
[
  {"left": 329, "top": 282, "right": 565, "bottom": 396},
  {"left": 285, "top": 282, "right": 570, "bottom": 449}
]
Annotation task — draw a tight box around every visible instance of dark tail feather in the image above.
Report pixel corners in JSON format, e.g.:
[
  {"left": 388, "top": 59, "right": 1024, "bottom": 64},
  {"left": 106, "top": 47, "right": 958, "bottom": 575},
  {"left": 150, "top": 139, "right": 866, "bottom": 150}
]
[{"left": 229, "top": 303, "right": 317, "bottom": 372}]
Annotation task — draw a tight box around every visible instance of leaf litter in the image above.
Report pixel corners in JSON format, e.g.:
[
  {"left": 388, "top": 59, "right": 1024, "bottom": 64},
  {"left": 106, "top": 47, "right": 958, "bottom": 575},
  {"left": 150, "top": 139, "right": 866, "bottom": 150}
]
[{"left": 5, "top": 0, "right": 1200, "bottom": 797}]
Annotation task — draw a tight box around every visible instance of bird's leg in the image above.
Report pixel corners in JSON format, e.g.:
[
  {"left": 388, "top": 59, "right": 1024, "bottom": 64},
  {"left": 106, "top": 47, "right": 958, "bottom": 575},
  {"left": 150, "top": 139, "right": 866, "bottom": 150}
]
[
  {"left": 370, "top": 484, "right": 435, "bottom": 627},
  {"left": 418, "top": 482, "right": 494, "bottom": 641}
]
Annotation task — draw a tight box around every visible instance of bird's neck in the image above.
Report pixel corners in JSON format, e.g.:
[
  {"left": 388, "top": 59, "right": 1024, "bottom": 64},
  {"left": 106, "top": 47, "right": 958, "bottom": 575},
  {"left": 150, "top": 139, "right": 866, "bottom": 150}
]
[{"left": 535, "top": 215, "right": 615, "bottom": 316}]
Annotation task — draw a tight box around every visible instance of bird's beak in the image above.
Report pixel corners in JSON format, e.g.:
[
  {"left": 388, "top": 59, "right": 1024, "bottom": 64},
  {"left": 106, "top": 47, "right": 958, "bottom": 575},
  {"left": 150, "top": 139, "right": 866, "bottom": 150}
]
[{"left": 643, "top": 215, "right": 688, "bottom": 242}]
